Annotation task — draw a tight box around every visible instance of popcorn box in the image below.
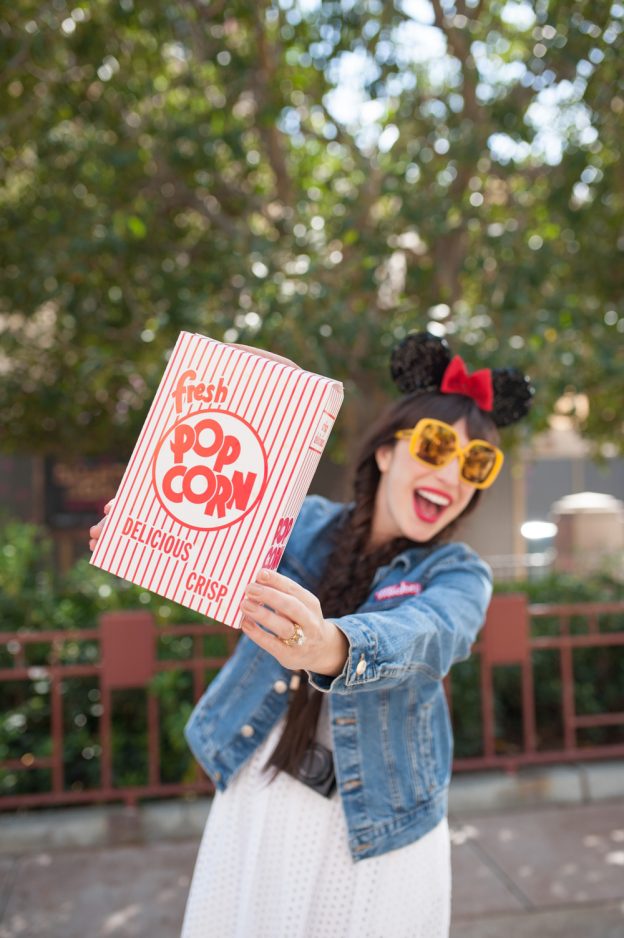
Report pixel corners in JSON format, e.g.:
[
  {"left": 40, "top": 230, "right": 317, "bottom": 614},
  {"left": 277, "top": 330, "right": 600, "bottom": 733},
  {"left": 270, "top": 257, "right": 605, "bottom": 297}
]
[{"left": 90, "top": 332, "right": 343, "bottom": 627}]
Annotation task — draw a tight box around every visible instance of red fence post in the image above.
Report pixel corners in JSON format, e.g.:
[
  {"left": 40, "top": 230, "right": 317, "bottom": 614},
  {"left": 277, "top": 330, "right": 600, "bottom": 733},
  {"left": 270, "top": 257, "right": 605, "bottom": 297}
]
[
  {"left": 100, "top": 612, "right": 156, "bottom": 689},
  {"left": 480, "top": 594, "right": 533, "bottom": 761},
  {"left": 99, "top": 612, "right": 157, "bottom": 803},
  {"left": 558, "top": 614, "right": 577, "bottom": 752}
]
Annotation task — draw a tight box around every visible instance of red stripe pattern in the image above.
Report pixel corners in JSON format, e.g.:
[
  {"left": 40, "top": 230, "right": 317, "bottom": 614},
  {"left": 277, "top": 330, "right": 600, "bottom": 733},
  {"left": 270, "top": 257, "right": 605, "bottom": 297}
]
[{"left": 90, "top": 333, "right": 343, "bottom": 628}]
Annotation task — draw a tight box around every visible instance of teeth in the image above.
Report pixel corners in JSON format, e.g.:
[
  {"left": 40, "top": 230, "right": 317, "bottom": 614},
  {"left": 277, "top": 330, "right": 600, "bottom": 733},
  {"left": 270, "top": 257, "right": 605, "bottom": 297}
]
[{"left": 416, "top": 490, "right": 451, "bottom": 507}]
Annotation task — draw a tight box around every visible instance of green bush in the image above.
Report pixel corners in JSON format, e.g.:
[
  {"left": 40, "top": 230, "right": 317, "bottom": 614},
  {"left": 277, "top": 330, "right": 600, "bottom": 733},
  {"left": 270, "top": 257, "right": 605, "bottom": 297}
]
[{"left": 495, "top": 570, "right": 624, "bottom": 605}]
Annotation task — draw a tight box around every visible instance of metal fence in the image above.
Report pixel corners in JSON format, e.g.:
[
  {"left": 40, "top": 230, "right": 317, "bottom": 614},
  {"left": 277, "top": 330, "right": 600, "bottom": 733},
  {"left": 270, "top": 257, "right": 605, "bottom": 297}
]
[
  {"left": 1, "top": 596, "right": 623, "bottom": 809},
  {"left": 450, "top": 595, "right": 624, "bottom": 770}
]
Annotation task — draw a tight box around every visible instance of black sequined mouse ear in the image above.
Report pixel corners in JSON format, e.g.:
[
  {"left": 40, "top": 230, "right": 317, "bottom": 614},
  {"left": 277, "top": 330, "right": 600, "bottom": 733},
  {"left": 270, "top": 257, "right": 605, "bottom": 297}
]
[
  {"left": 491, "top": 369, "right": 535, "bottom": 427},
  {"left": 390, "top": 332, "right": 452, "bottom": 394}
]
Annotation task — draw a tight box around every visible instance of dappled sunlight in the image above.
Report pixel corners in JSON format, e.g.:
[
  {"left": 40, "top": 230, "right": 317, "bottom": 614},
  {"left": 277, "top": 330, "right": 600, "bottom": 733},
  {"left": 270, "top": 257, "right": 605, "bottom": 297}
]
[
  {"left": 449, "top": 822, "right": 480, "bottom": 846},
  {"left": 452, "top": 804, "right": 624, "bottom": 918},
  {"left": 32, "top": 853, "right": 52, "bottom": 867},
  {"left": 0, "top": 841, "right": 198, "bottom": 938},
  {"left": 101, "top": 903, "right": 141, "bottom": 934},
  {"left": 583, "top": 833, "right": 608, "bottom": 848}
]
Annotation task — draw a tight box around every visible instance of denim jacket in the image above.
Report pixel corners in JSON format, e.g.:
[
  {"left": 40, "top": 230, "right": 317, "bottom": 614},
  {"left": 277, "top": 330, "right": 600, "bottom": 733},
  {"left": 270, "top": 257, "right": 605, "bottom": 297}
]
[{"left": 184, "top": 495, "right": 492, "bottom": 861}]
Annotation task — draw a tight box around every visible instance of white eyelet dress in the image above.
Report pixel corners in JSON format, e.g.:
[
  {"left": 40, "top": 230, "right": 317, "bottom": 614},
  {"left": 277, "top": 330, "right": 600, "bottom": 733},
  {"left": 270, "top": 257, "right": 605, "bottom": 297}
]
[{"left": 180, "top": 699, "right": 451, "bottom": 938}]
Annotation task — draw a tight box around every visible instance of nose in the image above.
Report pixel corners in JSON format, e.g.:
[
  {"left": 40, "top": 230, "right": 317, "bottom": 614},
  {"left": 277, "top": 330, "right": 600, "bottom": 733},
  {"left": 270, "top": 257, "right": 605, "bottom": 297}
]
[{"left": 433, "top": 455, "right": 462, "bottom": 488}]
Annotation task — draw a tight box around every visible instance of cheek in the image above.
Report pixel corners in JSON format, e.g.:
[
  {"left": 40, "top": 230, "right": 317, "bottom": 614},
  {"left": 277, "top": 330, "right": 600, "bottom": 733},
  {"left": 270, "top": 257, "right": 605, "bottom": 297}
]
[
  {"left": 389, "top": 452, "right": 415, "bottom": 487},
  {"left": 441, "top": 486, "right": 476, "bottom": 526},
  {"left": 456, "top": 487, "right": 477, "bottom": 516}
]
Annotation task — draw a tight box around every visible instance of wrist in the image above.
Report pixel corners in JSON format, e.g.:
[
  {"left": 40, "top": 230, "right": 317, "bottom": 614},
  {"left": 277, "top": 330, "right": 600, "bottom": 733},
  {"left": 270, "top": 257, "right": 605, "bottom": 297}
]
[{"left": 317, "top": 619, "right": 349, "bottom": 677}]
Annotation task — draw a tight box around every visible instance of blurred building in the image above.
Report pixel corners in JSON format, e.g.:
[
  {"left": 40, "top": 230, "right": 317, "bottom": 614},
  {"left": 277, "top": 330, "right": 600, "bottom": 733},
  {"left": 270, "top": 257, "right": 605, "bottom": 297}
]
[
  {"left": 0, "top": 454, "right": 125, "bottom": 571},
  {"left": 460, "top": 413, "right": 624, "bottom": 580},
  {"left": 551, "top": 491, "right": 624, "bottom": 577}
]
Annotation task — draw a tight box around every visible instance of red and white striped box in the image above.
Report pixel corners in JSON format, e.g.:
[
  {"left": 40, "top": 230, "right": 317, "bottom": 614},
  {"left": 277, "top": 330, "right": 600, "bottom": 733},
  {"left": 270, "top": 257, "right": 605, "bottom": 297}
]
[{"left": 90, "top": 332, "right": 343, "bottom": 627}]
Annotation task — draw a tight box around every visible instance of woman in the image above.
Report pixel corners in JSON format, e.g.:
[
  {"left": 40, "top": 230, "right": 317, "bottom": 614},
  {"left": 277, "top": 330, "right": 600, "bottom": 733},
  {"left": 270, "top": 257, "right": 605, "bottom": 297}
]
[{"left": 91, "top": 332, "right": 533, "bottom": 938}]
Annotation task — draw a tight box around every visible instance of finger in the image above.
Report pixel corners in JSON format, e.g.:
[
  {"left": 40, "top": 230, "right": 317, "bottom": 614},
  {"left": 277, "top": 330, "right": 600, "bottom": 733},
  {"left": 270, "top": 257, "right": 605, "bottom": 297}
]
[
  {"left": 233, "top": 344, "right": 300, "bottom": 370},
  {"left": 240, "top": 598, "right": 295, "bottom": 642},
  {"left": 241, "top": 617, "right": 292, "bottom": 662},
  {"left": 244, "top": 584, "right": 311, "bottom": 629},
  {"left": 251, "top": 569, "right": 319, "bottom": 611},
  {"left": 104, "top": 501, "right": 114, "bottom": 514}
]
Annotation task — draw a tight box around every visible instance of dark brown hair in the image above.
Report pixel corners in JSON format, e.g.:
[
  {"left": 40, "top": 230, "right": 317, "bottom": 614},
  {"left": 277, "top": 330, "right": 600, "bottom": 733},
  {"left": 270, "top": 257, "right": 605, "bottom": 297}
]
[{"left": 266, "top": 391, "right": 499, "bottom": 779}]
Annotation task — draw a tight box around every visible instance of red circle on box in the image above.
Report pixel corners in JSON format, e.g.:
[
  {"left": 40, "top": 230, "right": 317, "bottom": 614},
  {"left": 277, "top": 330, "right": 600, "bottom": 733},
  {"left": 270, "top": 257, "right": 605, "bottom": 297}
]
[{"left": 152, "top": 409, "right": 268, "bottom": 531}]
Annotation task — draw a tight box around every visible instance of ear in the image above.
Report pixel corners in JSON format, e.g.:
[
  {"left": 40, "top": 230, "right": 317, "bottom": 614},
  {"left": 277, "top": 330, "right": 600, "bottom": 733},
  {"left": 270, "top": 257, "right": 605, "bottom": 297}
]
[{"left": 375, "top": 444, "right": 394, "bottom": 474}]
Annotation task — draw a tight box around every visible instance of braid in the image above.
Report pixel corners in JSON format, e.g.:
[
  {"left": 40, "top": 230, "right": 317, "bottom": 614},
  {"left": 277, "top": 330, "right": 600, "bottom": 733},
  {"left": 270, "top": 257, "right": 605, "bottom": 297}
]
[
  {"left": 265, "top": 459, "right": 412, "bottom": 780},
  {"left": 319, "top": 463, "right": 412, "bottom": 618}
]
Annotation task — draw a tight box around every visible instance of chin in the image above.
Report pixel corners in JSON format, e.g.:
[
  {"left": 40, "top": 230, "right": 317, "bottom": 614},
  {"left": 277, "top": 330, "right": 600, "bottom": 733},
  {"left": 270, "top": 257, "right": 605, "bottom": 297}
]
[{"left": 403, "top": 521, "right": 442, "bottom": 544}]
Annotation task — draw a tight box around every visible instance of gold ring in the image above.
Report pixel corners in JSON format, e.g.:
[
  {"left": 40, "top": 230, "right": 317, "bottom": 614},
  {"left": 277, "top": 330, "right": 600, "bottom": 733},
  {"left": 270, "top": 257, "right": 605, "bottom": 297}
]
[{"left": 281, "top": 623, "right": 306, "bottom": 647}]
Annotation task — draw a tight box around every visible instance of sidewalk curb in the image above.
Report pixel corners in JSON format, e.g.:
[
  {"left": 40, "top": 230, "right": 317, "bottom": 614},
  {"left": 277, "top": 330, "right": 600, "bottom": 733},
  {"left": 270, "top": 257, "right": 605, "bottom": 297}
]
[
  {"left": 1, "top": 761, "right": 622, "bottom": 854},
  {"left": 448, "top": 759, "right": 624, "bottom": 815}
]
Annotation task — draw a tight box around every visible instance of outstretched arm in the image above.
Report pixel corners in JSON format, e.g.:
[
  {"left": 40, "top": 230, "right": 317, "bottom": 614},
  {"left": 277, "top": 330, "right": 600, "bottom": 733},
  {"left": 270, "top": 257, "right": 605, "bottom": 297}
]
[{"left": 241, "top": 550, "right": 492, "bottom": 693}]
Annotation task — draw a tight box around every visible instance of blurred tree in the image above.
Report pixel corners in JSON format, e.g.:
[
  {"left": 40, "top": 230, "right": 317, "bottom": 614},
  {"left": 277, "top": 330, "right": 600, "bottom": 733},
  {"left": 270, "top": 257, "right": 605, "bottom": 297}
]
[{"left": 0, "top": 0, "right": 622, "bottom": 458}]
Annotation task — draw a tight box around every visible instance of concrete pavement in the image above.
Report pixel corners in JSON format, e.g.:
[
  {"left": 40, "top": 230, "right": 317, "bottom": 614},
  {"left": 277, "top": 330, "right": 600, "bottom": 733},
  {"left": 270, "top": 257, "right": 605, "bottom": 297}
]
[
  {"left": 1, "top": 768, "right": 623, "bottom": 937},
  {"left": 449, "top": 800, "right": 624, "bottom": 937}
]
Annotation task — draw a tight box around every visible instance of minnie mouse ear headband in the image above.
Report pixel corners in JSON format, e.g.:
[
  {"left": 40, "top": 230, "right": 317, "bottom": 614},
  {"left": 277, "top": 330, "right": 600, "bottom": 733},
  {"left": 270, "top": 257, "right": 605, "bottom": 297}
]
[{"left": 390, "top": 332, "right": 534, "bottom": 428}]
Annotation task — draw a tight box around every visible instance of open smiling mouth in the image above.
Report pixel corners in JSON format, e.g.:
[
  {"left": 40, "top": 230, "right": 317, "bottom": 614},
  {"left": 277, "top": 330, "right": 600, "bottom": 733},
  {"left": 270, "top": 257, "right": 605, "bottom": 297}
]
[{"left": 413, "top": 488, "right": 452, "bottom": 524}]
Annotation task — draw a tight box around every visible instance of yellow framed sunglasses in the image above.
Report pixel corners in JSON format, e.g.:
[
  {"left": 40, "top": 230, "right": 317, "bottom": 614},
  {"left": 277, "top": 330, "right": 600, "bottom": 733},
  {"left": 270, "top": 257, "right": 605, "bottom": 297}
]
[{"left": 395, "top": 418, "right": 504, "bottom": 490}]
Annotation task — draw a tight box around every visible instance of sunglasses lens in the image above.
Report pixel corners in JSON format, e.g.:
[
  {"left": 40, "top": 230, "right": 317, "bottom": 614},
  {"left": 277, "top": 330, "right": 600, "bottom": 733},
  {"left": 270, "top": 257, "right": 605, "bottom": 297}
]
[
  {"left": 462, "top": 444, "right": 498, "bottom": 484},
  {"left": 416, "top": 422, "right": 458, "bottom": 466}
]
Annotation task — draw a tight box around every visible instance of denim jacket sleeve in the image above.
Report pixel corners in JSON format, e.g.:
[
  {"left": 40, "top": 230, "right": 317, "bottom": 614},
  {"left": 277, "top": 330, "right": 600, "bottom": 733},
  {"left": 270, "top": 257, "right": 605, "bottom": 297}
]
[{"left": 307, "top": 546, "right": 492, "bottom": 693}]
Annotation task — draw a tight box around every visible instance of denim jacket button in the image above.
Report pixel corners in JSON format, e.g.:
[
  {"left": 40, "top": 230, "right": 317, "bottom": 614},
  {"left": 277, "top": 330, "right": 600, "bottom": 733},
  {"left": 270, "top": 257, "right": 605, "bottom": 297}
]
[
  {"left": 289, "top": 673, "right": 301, "bottom": 692},
  {"left": 273, "top": 680, "right": 288, "bottom": 694},
  {"left": 240, "top": 724, "right": 255, "bottom": 737},
  {"left": 355, "top": 658, "right": 367, "bottom": 676}
]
